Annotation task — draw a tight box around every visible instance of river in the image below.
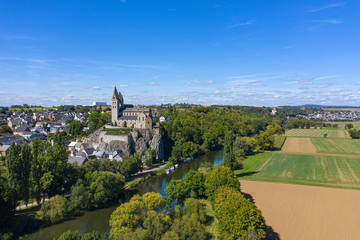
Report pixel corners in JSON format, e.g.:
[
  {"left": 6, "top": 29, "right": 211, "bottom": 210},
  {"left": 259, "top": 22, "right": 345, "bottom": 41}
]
[{"left": 24, "top": 150, "right": 224, "bottom": 240}]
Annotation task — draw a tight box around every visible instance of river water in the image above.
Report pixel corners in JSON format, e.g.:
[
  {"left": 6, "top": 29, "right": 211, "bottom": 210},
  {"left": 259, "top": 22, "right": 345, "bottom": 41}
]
[{"left": 25, "top": 150, "right": 224, "bottom": 240}]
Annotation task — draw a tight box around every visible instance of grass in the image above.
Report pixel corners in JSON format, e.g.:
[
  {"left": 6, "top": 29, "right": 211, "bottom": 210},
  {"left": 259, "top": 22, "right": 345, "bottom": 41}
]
[
  {"left": 246, "top": 153, "right": 360, "bottom": 189},
  {"left": 126, "top": 177, "right": 146, "bottom": 188},
  {"left": 234, "top": 152, "right": 271, "bottom": 179},
  {"left": 104, "top": 127, "right": 133, "bottom": 135},
  {"left": 285, "top": 128, "right": 348, "bottom": 138},
  {"left": 311, "top": 138, "right": 360, "bottom": 155},
  {"left": 273, "top": 136, "right": 286, "bottom": 150}
]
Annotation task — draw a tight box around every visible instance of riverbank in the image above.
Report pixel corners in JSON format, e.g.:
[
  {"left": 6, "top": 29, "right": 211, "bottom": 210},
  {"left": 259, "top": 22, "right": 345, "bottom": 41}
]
[{"left": 23, "top": 150, "right": 224, "bottom": 240}]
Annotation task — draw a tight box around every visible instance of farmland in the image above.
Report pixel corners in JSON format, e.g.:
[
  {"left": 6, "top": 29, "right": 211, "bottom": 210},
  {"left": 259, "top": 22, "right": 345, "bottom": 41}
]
[
  {"left": 281, "top": 137, "right": 316, "bottom": 153},
  {"left": 245, "top": 153, "right": 360, "bottom": 189},
  {"left": 241, "top": 180, "right": 360, "bottom": 240},
  {"left": 285, "top": 128, "right": 348, "bottom": 138},
  {"left": 239, "top": 122, "right": 360, "bottom": 239},
  {"left": 311, "top": 138, "right": 360, "bottom": 155}
]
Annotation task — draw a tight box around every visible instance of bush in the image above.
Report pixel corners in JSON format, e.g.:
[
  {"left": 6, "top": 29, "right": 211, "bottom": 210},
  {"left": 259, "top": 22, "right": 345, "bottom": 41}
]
[{"left": 40, "top": 195, "right": 68, "bottom": 223}]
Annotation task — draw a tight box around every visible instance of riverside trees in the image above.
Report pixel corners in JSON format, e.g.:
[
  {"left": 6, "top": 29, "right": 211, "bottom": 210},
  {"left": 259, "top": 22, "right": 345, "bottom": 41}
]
[
  {"left": 160, "top": 106, "right": 278, "bottom": 163},
  {"left": 109, "top": 165, "right": 266, "bottom": 240}
]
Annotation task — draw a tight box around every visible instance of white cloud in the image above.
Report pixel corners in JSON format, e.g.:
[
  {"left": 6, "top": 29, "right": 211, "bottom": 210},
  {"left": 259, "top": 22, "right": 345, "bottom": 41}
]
[
  {"left": 226, "top": 20, "right": 254, "bottom": 30},
  {"left": 88, "top": 86, "right": 101, "bottom": 90},
  {"left": 314, "top": 75, "right": 338, "bottom": 81},
  {"left": 192, "top": 79, "right": 214, "bottom": 84},
  {"left": 330, "top": 88, "right": 343, "bottom": 93},
  {"left": 308, "top": 3, "right": 345, "bottom": 12},
  {"left": 147, "top": 82, "right": 159, "bottom": 86},
  {"left": 118, "top": 84, "right": 128, "bottom": 88}
]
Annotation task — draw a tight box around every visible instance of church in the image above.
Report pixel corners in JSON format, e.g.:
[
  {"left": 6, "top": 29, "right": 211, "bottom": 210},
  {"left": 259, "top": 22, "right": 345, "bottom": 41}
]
[{"left": 111, "top": 87, "right": 153, "bottom": 129}]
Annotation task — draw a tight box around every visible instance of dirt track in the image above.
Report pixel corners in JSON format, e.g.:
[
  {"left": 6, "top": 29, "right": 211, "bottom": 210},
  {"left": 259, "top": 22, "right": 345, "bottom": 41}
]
[
  {"left": 241, "top": 180, "right": 360, "bottom": 240},
  {"left": 281, "top": 137, "right": 316, "bottom": 153}
]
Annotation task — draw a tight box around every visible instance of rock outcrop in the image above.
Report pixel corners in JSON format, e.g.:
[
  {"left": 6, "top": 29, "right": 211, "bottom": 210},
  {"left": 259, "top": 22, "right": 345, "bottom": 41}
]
[{"left": 83, "top": 128, "right": 164, "bottom": 161}]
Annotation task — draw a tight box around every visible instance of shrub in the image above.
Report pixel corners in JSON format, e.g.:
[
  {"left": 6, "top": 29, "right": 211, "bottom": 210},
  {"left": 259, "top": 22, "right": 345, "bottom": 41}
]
[{"left": 40, "top": 195, "right": 68, "bottom": 223}]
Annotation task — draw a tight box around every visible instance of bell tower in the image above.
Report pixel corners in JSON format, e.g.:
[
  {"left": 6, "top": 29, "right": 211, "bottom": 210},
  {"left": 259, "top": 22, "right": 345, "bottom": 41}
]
[{"left": 112, "top": 87, "right": 119, "bottom": 124}]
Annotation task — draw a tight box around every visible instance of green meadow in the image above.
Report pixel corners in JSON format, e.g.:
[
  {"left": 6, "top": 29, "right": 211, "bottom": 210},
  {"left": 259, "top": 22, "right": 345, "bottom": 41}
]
[
  {"left": 285, "top": 128, "right": 348, "bottom": 138},
  {"left": 241, "top": 153, "right": 360, "bottom": 189},
  {"left": 311, "top": 138, "right": 360, "bottom": 155}
]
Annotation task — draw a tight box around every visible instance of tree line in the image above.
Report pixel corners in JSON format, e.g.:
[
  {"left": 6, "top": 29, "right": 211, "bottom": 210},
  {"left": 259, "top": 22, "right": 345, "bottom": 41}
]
[{"left": 161, "top": 106, "right": 283, "bottom": 165}]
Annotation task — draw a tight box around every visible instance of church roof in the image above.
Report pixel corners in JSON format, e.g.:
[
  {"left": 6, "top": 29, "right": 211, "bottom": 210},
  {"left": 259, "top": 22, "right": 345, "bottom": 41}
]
[
  {"left": 123, "top": 107, "right": 150, "bottom": 112},
  {"left": 118, "top": 91, "right": 124, "bottom": 103},
  {"left": 118, "top": 116, "right": 138, "bottom": 120}
]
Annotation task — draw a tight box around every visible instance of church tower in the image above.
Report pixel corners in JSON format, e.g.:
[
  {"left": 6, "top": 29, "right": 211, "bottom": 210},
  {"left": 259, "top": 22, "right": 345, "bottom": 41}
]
[{"left": 112, "top": 87, "right": 120, "bottom": 124}]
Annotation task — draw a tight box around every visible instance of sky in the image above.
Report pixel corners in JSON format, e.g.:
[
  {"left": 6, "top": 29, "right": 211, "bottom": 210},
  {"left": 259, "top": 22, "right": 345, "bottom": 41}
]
[{"left": 0, "top": 0, "right": 359, "bottom": 107}]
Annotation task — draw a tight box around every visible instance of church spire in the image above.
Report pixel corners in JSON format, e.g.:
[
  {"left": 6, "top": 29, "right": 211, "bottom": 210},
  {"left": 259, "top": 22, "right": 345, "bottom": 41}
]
[{"left": 112, "top": 86, "right": 119, "bottom": 100}]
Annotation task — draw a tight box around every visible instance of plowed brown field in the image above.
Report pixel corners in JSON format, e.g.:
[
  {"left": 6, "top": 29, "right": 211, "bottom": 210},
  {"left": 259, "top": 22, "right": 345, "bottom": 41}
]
[
  {"left": 281, "top": 137, "right": 316, "bottom": 153},
  {"left": 241, "top": 180, "right": 360, "bottom": 240}
]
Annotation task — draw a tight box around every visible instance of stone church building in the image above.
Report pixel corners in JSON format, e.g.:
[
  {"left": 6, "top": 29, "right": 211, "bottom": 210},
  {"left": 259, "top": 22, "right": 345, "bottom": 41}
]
[{"left": 111, "top": 87, "right": 153, "bottom": 129}]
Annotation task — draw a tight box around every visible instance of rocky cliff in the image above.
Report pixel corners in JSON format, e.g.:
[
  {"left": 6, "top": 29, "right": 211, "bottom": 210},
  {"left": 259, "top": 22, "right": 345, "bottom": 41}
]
[{"left": 83, "top": 128, "right": 164, "bottom": 161}]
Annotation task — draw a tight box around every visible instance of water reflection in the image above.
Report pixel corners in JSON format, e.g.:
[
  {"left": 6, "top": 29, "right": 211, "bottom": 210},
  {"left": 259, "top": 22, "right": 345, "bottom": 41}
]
[{"left": 25, "top": 150, "right": 223, "bottom": 240}]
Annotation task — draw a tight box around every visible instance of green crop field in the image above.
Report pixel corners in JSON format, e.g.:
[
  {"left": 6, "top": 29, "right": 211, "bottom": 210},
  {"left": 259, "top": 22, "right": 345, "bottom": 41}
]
[
  {"left": 311, "top": 138, "right": 360, "bottom": 155},
  {"left": 245, "top": 153, "right": 360, "bottom": 189},
  {"left": 273, "top": 136, "right": 287, "bottom": 150},
  {"left": 285, "top": 128, "right": 348, "bottom": 138}
]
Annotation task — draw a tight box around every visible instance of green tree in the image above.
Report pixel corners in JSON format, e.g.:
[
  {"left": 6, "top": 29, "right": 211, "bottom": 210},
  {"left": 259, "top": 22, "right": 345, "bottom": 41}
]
[
  {"left": 184, "top": 170, "right": 205, "bottom": 198},
  {"left": 348, "top": 129, "right": 360, "bottom": 139},
  {"left": 266, "top": 124, "right": 285, "bottom": 135},
  {"left": 0, "top": 168, "right": 15, "bottom": 227},
  {"left": 88, "top": 171, "right": 125, "bottom": 206},
  {"left": 223, "top": 132, "right": 237, "bottom": 170},
  {"left": 19, "top": 143, "right": 32, "bottom": 206},
  {"left": 119, "top": 154, "right": 143, "bottom": 180},
  {"left": 256, "top": 131, "right": 275, "bottom": 150},
  {"left": 169, "top": 215, "right": 209, "bottom": 240},
  {"left": 165, "top": 179, "right": 190, "bottom": 205},
  {"left": 57, "top": 230, "right": 81, "bottom": 240},
  {"left": 182, "top": 198, "right": 206, "bottom": 223},
  {"left": 0, "top": 125, "right": 12, "bottom": 134},
  {"left": 69, "top": 179, "right": 92, "bottom": 209},
  {"left": 40, "top": 195, "right": 68, "bottom": 223},
  {"left": 204, "top": 166, "right": 240, "bottom": 203},
  {"left": 345, "top": 123, "right": 354, "bottom": 130},
  {"left": 214, "top": 186, "right": 265, "bottom": 240},
  {"left": 110, "top": 193, "right": 168, "bottom": 238},
  {"left": 88, "top": 112, "right": 100, "bottom": 130},
  {"left": 69, "top": 120, "right": 84, "bottom": 136},
  {"left": 30, "top": 138, "right": 45, "bottom": 204},
  {"left": 6, "top": 142, "right": 21, "bottom": 205}
]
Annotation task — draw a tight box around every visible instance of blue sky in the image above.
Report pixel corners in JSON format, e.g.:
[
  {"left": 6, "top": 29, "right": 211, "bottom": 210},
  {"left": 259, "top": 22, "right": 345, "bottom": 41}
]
[{"left": 0, "top": 0, "right": 359, "bottom": 107}]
